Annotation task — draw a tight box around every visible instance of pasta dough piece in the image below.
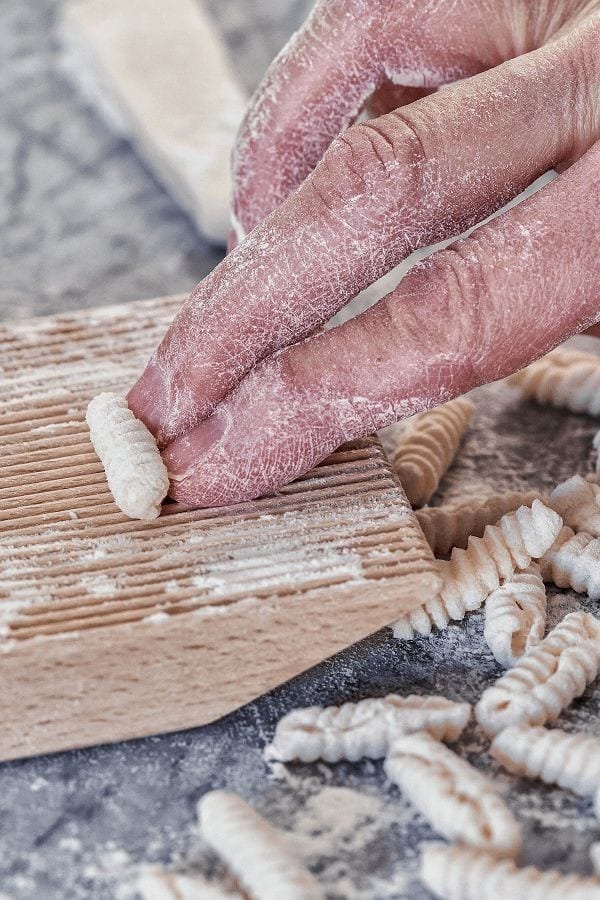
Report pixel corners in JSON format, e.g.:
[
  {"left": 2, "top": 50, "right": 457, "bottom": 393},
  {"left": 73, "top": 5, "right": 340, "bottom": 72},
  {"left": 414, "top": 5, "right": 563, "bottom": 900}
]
[
  {"left": 416, "top": 490, "right": 546, "bottom": 556},
  {"left": 384, "top": 732, "right": 520, "bottom": 857},
  {"left": 541, "top": 527, "right": 600, "bottom": 599},
  {"left": 137, "top": 866, "right": 241, "bottom": 899},
  {"left": 266, "top": 694, "right": 471, "bottom": 763},
  {"left": 198, "top": 791, "right": 322, "bottom": 900},
  {"left": 391, "top": 397, "right": 475, "bottom": 507},
  {"left": 507, "top": 349, "right": 600, "bottom": 416},
  {"left": 491, "top": 725, "right": 600, "bottom": 798},
  {"left": 549, "top": 475, "right": 600, "bottom": 536},
  {"left": 591, "top": 843, "right": 600, "bottom": 875},
  {"left": 420, "top": 843, "right": 600, "bottom": 900},
  {"left": 86, "top": 392, "right": 169, "bottom": 520},
  {"left": 393, "top": 500, "right": 561, "bottom": 639},
  {"left": 483, "top": 563, "right": 547, "bottom": 668},
  {"left": 475, "top": 611, "right": 600, "bottom": 736}
]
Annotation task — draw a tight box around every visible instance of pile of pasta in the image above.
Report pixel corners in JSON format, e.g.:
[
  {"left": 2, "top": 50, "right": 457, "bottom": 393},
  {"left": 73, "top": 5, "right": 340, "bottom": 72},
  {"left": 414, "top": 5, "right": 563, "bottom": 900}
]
[{"left": 137, "top": 348, "right": 600, "bottom": 900}]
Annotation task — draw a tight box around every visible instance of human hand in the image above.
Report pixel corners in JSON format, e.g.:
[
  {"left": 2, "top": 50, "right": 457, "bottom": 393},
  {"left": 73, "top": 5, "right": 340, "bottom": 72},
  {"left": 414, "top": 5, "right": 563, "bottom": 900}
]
[{"left": 128, "top": 0, "right": 600, "bottom": 508}]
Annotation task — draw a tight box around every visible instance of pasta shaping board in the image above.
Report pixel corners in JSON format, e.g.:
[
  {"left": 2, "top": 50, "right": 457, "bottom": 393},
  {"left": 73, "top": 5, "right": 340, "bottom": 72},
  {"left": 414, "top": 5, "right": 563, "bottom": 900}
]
[{"left": 0, "top": 294, "right": 440, "bottom": 762}]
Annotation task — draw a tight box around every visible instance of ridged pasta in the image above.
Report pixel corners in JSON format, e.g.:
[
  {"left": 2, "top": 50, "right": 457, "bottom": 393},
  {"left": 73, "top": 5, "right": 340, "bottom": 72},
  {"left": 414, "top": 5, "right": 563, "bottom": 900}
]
[
  {"left": 86, "top": 392, "right": 169, "bottom": 519},
  {"left": 549, "top": 475, "right": 600, "bottom": 536},
  {"left": 483, "top": 564, "right": 547, "bottom": 668},
  {"left": 507, "top": 349, "right": 600, "bottom": 417},
  {"left": 541, "top": 527, "right": 600, "bottom": 599},
  {"left": 416, "top": 490, "right": 545, "bottom": 556},
  {"left": 491, "top": 725, "right": 600, "bottom": 798},
  {"left": 420, "top": 843, "right": 600, "bottom": 900},
  {"left": 265, "top": 694, "right": 471, "bottom": 763},
  {"left": 198, "top": 791, "right": 322, "bottom": 900},
  {"left": 385, "top": 732, "right": 520, "bottom": 858},
  {"left": 136, "top": 866, "right": 241, "bottom": 900},
  {"left": 475, "top": 611, "right": 600, "bottom": 736},
  {"left": 392, "top": 500, "right": 562, "bottom": 640},
  {"left": 391, "top": 397, "right": 475, "bottom": 507}
]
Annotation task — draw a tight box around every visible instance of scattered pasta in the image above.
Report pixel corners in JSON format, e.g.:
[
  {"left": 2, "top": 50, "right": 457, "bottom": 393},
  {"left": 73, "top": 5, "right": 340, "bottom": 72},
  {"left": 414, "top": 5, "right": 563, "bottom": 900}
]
[
  {"left": 507, "top": 349, "right": 600, "bottom": 417},
  {"left": 86, "top": 392, "right": 169, "bottom": 519},
  {"left": 475, "top": 611, "right": 600, "bottom": 736},
  {"left": 420, "top": 843, "right": 600, "bottom": 900},
  {"left": 549, "top": 475, "right": 600, "bottom": 536},
  {"left": 392, "top": 500, "right": 561, "bottom": 639},
  {"left": 384, "top": 732, "right": 520, "bottom": 857},
  {"left": 490, "top": 725, "right": 600, "bottom": 799},
  {"left": 265, "top": 695, "right": 471, "bottom": 763},
  {"left": 136, "top": 866, "right": 241, "bottom": 900},
  {"left": 483, "top": 563, "right": 546, "bottom": 668},
  {"left": 416, "top": 490, "right": 545, "bottom": 556},
  {"left": 540, "top": 527, "right": 600, "bottom": 599},
  {"left": 198, "top": 790, "right": 322, "bottom": 900},
  {"left": 391, "top": 397, "right": 475, "bottom": 507}
]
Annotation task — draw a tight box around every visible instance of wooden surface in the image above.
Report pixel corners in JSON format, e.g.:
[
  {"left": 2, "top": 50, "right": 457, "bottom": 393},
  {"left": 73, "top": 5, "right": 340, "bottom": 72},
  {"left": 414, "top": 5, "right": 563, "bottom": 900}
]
[{"left": 0, "top": 294, "right": 440, "bottom": 761}]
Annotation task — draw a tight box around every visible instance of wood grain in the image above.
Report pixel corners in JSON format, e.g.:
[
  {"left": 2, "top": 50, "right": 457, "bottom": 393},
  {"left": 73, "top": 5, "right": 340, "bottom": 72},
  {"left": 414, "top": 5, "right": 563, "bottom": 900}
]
[{"left": 0, "top": 294, "right": 441, "bottom": 761}]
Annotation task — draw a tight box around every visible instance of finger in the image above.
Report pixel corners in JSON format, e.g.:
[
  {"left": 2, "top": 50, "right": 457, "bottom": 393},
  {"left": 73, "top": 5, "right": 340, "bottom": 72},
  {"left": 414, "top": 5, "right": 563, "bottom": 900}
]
[
  {"left": 164, "top": 141, "right": 600, "bottom": 508},
  {"left": 129, "top": 21, "right": 599, "bottom": 444}
]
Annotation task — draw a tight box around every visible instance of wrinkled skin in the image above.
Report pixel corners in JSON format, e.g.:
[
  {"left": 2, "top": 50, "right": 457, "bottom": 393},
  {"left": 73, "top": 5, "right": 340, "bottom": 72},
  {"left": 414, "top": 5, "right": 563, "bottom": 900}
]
[{"left": 128, "top": 0, "right": 600, "bottom": 508}]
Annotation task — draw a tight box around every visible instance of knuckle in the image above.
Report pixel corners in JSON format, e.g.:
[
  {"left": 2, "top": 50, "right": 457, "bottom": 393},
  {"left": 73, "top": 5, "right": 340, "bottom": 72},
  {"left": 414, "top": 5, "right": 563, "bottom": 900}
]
[{"left": 310, "top": 113, "right": 429, "bottom": 213}]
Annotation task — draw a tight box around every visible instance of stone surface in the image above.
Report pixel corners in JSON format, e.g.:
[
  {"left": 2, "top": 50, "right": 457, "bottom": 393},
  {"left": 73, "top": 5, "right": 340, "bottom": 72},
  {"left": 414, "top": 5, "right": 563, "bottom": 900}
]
[{"left": 1, "top": 2, "right": 599, "bottom": 899}]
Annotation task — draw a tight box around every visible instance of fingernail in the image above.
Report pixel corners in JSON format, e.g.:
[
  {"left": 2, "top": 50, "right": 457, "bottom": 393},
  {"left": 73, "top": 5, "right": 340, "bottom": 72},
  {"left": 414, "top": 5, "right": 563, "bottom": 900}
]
[
  {"left": 162, "top": 412, "right": 227, "bottom": 484},
  {"left": 127, "top": 361, "right": 169, "bottom": 445}
]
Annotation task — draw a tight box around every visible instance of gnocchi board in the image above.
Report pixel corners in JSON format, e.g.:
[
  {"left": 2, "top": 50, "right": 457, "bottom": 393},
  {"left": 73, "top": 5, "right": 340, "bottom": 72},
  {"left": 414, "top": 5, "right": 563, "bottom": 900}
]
[{"left": 0, "top": 294, "right": 440, "bottom": 762}]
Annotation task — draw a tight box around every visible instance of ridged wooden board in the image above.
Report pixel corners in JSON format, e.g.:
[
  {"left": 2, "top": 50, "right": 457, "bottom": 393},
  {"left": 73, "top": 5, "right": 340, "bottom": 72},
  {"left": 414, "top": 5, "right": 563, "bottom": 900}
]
[{"left": 0, "top": 294, "right": 441, "bottom": 761}]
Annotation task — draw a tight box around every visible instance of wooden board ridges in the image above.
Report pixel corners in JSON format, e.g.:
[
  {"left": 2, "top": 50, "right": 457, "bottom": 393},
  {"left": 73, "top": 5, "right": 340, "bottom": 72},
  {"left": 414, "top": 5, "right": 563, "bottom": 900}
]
[{"left": 0, "top": 295, "right": 441, "bottom": 761}]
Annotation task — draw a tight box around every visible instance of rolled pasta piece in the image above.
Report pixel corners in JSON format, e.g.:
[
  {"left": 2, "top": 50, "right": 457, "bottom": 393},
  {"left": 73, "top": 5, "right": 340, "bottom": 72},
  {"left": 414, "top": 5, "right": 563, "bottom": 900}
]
[
  {"left": 391, "top": 397, "right": 475, "bottom": 507},
  {"left": 541, "top": 528, "right": 600, "bottom": 599},
  {"left": 483, "top": 563, "right": 547, "bottom": 668},
  {"left": 384, "top": 732, "right": 520, "bottom": 858},
  {"left": 137, "top": 866, "right": 241, "bottom": 900},
  {"left": 507, "top": 349, "right": 600, "bottom": 416},
  {"left": 591, "top": 843, "right": 600, "bottom": 875},
  {"left": 475, "top": 611, "right": 600, "bottom": 736},
  {"left": 416, "top": 490, "right": 546, "bottom": 556},
  {"left": 393, "top": 500, "right": 562, "bottom": 640},
  {"left": 549, "top": 475, "right": 600, "bottom": 536},
  {"left": 420, "top": 843, "right": 600, "bottom": 900},
  {"left": 86, "top": 392, "right": 169, "bottom": 519},
  {"left": 198, "top": 791, "right": 322, "bottom": 900},
  {"left": 490, "top": 725, "right": 600, "bottom": 798},
  {"left": 266, "top": 694, "right": 471, "bottom": 763}
]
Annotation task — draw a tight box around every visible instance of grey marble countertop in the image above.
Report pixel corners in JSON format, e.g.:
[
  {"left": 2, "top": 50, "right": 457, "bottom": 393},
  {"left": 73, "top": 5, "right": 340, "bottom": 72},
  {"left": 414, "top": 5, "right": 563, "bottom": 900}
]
[{"left": 2, "top": 3, "right": 600, "bottom": 899}]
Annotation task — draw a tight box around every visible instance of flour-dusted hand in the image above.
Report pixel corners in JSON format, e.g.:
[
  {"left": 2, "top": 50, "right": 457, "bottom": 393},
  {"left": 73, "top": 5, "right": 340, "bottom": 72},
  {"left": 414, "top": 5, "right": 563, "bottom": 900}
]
[{"left": 128, "top": 1, "right": 600, "bottom": 508}]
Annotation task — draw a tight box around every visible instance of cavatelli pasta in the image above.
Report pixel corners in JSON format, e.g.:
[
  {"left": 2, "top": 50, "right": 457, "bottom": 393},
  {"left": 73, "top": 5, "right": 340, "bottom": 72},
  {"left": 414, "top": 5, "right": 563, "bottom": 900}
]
[
  {"left": 391, "top": 397, "right": 475, "bottom": 507},
  {"left": 385, "top": 732, "right": 520, "bottom": 858},
  {"left": 541, "top": 527, "right": 600, "bottom": 599},
  {"left": 475, "top": 611, "right": 600, "bottom": 736},
  {"left": 416, "top": 490, "right": 545, "bottom": 556},
  {"left": 266, "top": 694, "right": 471, "bottom": 763},
  {"left": 198, "top": 791, "right": 322, "bottom": 900},
  {"left": 490, "top": 725, "right": 600, "bottom": 798},
  {"left": 86, "top": 392, "right": 169, "bottom": 519},
  {"left": 507, "top": 349, "right": 600, "bottom": 417},
  {"left": 393, "top": 501, "right": 561, "bottom": 639},
  {"left": 420, "top": 843, "right": 600, "bottom": 900},
  {"left": 483, "top": 564, "right": 546, "bottom": 668}
]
